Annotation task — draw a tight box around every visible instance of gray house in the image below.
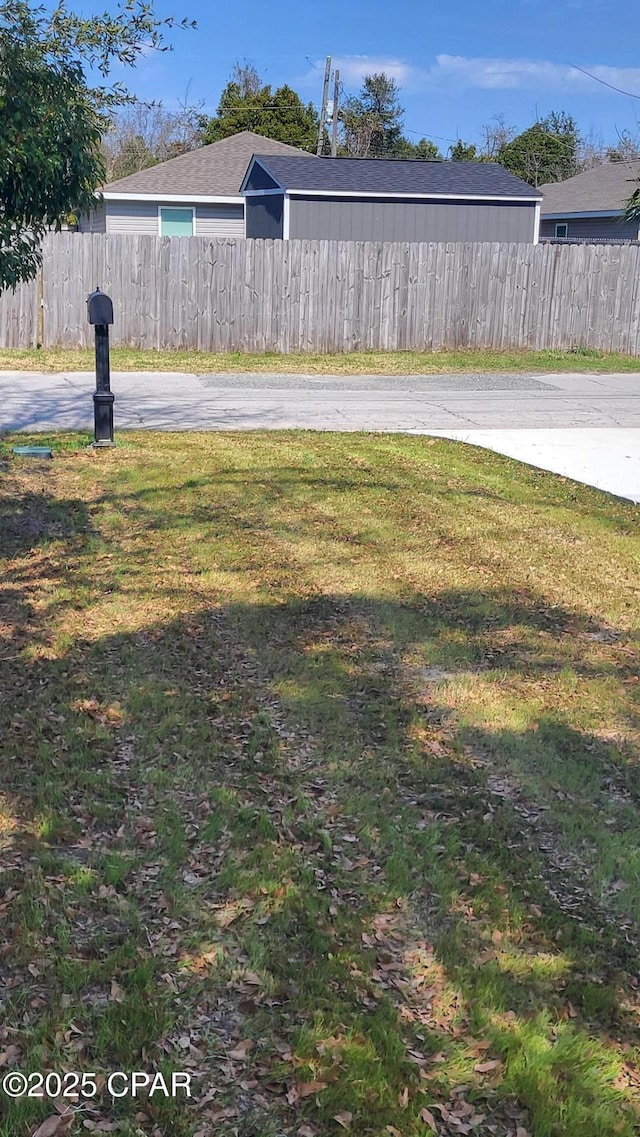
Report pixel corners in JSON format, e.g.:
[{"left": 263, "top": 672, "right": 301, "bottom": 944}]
[
  {"left": 539, "top": 160, "right": 640, "bottom": 242},
  {"left": 81, "top": 132, "right": 311, "bottom": 237},
  {"left": 241, "top": 156, "right": 542, "bottom": 242}
]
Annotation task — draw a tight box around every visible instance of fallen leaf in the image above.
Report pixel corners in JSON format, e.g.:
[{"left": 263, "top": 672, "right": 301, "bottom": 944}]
[
  {"left": 31, "top": 1116, "right": 72, "bottom": 1137},
  {"left": 474, "top": 1059, "right": 501, "bottom": 1073},
  {"left": 398, "top": 1086, "right": 409, "bottom": 1108},
  {"left": 110, "top": 981, "right": 125, "bottom": 1002},
  {"left": 333, "top": 1112, "right": 353, "bottom": 1129},
  {"left": 420, "top": 1107, "right": 438, "bottom": 1132},
  {"left": 296, "top": 1080, "right": 328, "bottom": 1097},
  {"left": 228, "top": 1039, "right": 255, "bottom": 1061}
]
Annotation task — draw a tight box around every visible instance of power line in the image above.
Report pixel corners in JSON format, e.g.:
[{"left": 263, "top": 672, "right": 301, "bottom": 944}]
[{"left": 568, "top": 62, "right": 640, "bottom": 101}]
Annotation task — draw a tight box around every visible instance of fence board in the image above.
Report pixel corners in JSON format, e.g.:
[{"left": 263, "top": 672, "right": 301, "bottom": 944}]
[
  {"left": 2, "top": 233, "right": 640, "bottom": 355},
  {"left": 0, "top": 276, "right": 38, "bottom": 348}
]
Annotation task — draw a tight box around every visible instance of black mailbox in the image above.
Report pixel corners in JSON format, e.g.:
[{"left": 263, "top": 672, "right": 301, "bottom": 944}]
[
  {"left": 87, "top": 287, "right": 115, "bottom": 446},
  {"left": 87, "top": 287, "right": 114, "bottom": 326}
]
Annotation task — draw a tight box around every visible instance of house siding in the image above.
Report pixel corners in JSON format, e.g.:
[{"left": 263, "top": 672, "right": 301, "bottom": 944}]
[
  {"left": 540, "top": 214, "right": 640, "bottom": 241},
  {"left": 245, "top": 194, "right": 284, "bottom": 239},
  {"left": 244, "top": 165, "right": 281, "bottom": 191},
  {"left": 78, "top": 205, "right": 106, "bottom": 233},
  {"left": 195, "top": 204, "right": 243, "bottom": 237},
  {"left": 101, "top": 199, "right": 244, "bottom": 236},
  {"left": 287, "top": 196, "right": 537, "bottom": 242},
  {"left": 105, "top": 200, "right": 159, "bottom": 234}
]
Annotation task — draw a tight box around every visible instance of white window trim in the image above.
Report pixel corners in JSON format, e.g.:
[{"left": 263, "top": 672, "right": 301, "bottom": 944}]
[
  {"left": 158, "top": 204, "right": 196, "bottom": 237},
  {"left": 103, "top": 191, "right": 240, "bottom": 204},
  {"left": 283, "top": 193, "right": 290, "bottom": 239},
  {"left": 554, "top": 222, "right": 568, "bottom": 238}
]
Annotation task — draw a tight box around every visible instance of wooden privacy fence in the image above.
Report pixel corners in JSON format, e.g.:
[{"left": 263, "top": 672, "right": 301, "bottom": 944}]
[{"left": 3, "top": 232, "right": 640, "bottom": 354}]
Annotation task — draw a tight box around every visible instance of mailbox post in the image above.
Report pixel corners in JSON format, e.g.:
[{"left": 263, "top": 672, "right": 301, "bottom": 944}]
[{"left": 87, "top": 287, "right": 115, "bottom": 446}]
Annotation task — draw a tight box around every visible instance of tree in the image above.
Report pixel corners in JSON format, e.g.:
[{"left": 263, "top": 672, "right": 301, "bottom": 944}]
[
  {"left": 606, "top": 128, "right": 640, "bottom": 162},
  {"left": 0, "top": 0, "right": 193, "bottom": 289},
  {"left": 406, "top": 137, "right": 442, "bottom": 160},
  {"left": 340, "top": 73, "right": 407, "bottom": 157},
  {"left": 497, "top": 111, "right": 580, "bottom": 186},
  {"left": 106, "top": 131, "right": 156, "bottom": 181},
  {"left": 103, "top": 95, "right": 207, "bottom": 181},
  {"left": 448, "top": 139, "right": 481, "bottom": 162},
  {"left": 482, "top": 114, "right": 516, "bottom": 160},
  {"left": 203, "top": 63, "right": 318, "bottom": 151}
]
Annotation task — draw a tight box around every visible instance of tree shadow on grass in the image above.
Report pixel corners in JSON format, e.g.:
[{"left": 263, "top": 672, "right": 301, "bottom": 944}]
[
  {"left": 88, "top": 441, "right": 640, "bottom": 537},
  {"left": 1, "top": 571, "right": 639, "bottom": 1134}
]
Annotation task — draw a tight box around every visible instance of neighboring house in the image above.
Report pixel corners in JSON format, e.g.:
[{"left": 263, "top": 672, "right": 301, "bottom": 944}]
[
  {"left": 241, "top": 156, "right": 543, "bottom": 242},
  {"left": 539, "top": 160, "right": 640, "bottom": 242},
  {"left": 80, "top": 132, "right": 312, "bottom": 237}
]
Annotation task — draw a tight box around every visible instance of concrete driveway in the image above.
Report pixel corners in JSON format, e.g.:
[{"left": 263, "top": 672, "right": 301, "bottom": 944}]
[{"left": 1, "top": 368, "right": 639, "bottom": 502}]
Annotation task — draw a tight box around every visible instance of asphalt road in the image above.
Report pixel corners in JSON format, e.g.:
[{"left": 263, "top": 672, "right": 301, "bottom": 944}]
[{"left": 1, "top": 368, "right": 639, "bottom": 502}]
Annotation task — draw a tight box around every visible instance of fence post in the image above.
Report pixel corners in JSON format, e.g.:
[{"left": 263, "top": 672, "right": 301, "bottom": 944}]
[{"left": 37, "top": 261, "right": 44, "bottom": 347}]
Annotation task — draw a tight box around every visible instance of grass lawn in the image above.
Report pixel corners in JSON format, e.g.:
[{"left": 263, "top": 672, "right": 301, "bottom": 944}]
[
  {"left": 0, "top": 430, "right": 639, "bottom": 1137},
  {"left": 1, "top": 345, "right": 640, "bottom": 375}
]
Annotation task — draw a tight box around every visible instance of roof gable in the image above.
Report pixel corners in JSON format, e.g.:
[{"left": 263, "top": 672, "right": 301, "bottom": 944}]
[
  {"left": 102, "top": 132, "right": 313, "bottom": 198},
  {"left": 244, "top": 155, "right": 542, "bottom": 199}
]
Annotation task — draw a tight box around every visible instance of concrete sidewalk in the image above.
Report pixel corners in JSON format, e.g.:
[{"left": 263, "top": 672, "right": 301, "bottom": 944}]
[
  {"left": 1, "top": 368, "right": 639, "bottom": 502},
  {"left": 421, "top": 428, "right": 640, "bottom": 503}
]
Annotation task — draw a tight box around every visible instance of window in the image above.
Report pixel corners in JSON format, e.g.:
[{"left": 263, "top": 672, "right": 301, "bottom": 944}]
[
  {"left": 159, "top": 207, "right": 194, "bottom": 236},
  {"left": 555, "top": 223, "right": 568, "bottom": 238}
]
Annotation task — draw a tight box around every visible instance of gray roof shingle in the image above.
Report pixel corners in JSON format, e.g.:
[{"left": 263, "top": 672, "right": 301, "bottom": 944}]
[
  {"left": 102, "top": 132, "right": 312, "bottom": 197},
  {"left": 247, "top": 155, "right": 542, "bottom": 199},
  {"left": 539, "top": 160, "right": 640, "bottom": 214}
]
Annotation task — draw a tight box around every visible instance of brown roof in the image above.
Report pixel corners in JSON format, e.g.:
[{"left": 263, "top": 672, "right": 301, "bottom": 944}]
[
  {"left": 102, "top": 131, "right": 313, "bottom": 197},
  {"left": 539, "top": 159, "right": 640, "bottom": 214}
]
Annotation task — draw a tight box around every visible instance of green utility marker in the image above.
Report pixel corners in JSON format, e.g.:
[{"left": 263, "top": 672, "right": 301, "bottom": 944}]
[{"left": 12, "top": 446, "right": 53, "bottom": 458}]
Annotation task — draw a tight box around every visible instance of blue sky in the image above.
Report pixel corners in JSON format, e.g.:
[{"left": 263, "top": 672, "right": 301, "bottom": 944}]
[{"left": 101, "top": 0, "right": 640, "bottom": 151}]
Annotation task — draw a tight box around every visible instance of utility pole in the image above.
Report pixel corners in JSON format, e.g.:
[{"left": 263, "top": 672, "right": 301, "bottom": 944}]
[
  {"left": 330, "top": 68, "right": 340, "bottom": 157},
  {"left": 316, "top": 55, "right": 331, "bottom": 155}
]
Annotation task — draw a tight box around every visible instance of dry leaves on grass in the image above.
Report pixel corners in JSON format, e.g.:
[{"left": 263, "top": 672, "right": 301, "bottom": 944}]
[
  {"left": 286, "top": 1080, "right": 328, "bottom": 1105},
  {"left": 228, "top": 1038, "right": 255, "bottom": 1062},
  {"left": 420, "top": 1108, "right": 438, "bottom": 1133},
  {"left": 31, "top": 1112, "right": 74, "bottom": 1137}
]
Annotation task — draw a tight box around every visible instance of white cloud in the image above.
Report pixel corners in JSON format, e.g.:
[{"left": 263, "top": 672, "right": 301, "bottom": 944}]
[
  {"left": 297, "top": 53, "right": 640, "bottom": 99},
  {"left": 296, "top": 55, "right": 415, "bottom": 91},
  {"left": 422, "top": 55, "right": 640, "bottom": 96},
  {"left": 331, "top": 55, "right": 414, "bottom": 87}
]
